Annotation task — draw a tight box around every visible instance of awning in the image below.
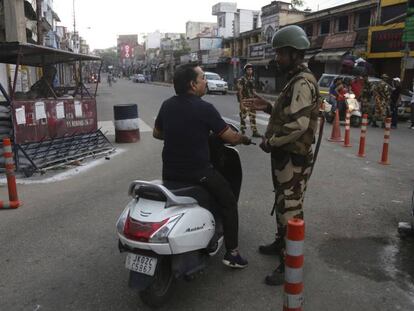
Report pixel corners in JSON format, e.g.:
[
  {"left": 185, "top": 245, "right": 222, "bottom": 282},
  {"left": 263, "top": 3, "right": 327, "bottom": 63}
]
[
  {"left": 314, "top": 50, "right": 348, "bottom": 62},
  {"left": 304, "top": 52, "right": 318, "bottom": 62},
  {"left": 248, "top": 59, "right": 273, "bottom": 66},
  {"left": 0, "top": 42, "right": 101, "bottom": 66}
]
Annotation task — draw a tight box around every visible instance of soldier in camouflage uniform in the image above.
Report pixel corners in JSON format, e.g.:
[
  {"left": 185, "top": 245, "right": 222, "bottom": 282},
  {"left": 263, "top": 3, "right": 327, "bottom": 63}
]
[
  {"left": 242, "top": 25, "right": 320, "bottom": 286},
  {"left": 372, "top": 74, "right": 391, "bottom": 127},
  {"left": 237, "top": 64, "right": 262, "bottom": 137},
  {"left": 359, "top": 73, "right": 373, "bottom": 119}
]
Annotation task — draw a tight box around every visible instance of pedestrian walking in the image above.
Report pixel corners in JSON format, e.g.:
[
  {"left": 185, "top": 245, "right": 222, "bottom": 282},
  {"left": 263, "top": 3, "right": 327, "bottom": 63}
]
[
  {"left": 242, "top": 25, "right": 320, "bottom": 286},
  {"left": 390, "top": 77, "right": 401, "bottom": 128},
  {"left": 237, "top": 64, "right": 261, "bottom": 137},
  {"left": 372, "top": 74, "right": 391, "bottom": 127}
]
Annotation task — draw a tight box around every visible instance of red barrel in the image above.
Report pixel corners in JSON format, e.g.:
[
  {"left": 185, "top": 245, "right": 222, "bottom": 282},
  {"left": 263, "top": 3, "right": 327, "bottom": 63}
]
[{"left": 114, "top": 104, "right": 140, "bottom": 143}]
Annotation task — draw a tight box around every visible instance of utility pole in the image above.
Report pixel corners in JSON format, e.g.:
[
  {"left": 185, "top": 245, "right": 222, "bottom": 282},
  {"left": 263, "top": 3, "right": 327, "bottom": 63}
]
[{"left": 36, "top": 0, "right": 43, "bottom": 45}]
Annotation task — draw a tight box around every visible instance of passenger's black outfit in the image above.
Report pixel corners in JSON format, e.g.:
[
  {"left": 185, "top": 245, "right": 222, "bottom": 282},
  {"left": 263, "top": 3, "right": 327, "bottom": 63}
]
[
  {"left": 154, "top": 94, "right": 238, "bottom": 250},
  {"left": 390, "top": 85, "right": 401, "bottom": 127}
]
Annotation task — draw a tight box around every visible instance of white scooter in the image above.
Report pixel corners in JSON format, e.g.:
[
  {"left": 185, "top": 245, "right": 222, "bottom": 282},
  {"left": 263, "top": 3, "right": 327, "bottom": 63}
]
[
  {"left": 325, "top": 93, "right": 362, "bottom": 127},
  {"left": 116, "top": 130, "right": 245, "bottom": 307}
]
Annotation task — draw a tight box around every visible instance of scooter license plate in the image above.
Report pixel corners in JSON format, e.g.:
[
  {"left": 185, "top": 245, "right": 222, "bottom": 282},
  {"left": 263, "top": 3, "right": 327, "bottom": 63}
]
[{"left": 125, "top": 253, "right": 157, "bottom": 276}]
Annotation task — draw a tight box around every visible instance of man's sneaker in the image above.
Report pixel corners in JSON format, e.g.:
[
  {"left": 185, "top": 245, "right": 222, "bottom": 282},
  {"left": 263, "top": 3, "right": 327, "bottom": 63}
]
[
  {"left": 411, "top": 126, "right": 414, "bottom": 130},
  {"left": 265, "top": 263, "right": 285, "bottom": 286},
  {"left": 222, "top": 251, "right": 248, "bottom": 269},
  {"left": 252, "top": 131, "right": 262, "bottom": 138},
  {"left": 258, "top": 238, "right": 285, "bottom": 256}
]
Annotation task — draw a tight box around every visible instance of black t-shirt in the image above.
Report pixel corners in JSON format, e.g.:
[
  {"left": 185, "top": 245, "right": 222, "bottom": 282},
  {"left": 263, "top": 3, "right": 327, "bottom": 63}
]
[{"left": 154, "top": 94, "right": 228, "bottom": 176}]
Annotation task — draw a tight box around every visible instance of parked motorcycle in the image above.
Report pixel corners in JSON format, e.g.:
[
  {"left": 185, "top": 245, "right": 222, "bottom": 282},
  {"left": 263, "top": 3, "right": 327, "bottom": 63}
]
[
  {"left": 116, "top": 128, "right": 246, "bottom": 307},
  {"left": 324, "top": 93, "right": 362, "bottom": 127}
]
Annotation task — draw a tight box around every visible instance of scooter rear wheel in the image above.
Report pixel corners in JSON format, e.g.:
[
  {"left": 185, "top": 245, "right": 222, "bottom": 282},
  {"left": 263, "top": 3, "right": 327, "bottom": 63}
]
[{"left": 139, "top": 257, "right": 175, "bottom": 308}]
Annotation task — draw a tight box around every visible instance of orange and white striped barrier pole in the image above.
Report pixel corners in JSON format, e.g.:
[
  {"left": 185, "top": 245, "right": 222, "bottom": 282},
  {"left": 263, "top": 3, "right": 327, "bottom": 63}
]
[
  {"left": 283, "top": 218, "right": 304, "bottom": 311},
  {"left": 357, "top": 114, "right": 368, "bottom": 157},
  {"left": 1, "top": 138, "right": 20, "bottom": 209},
  {"left": 343, "top": 110, "right": 352, "bottom": 147},
  {"left": 379, "top": 118, "right": 391, "bottom": 165}
]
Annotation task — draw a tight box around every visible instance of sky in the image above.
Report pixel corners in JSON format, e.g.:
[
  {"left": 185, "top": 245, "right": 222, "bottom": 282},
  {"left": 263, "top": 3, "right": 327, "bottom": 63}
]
[{"left": 53, "top": 0, "right": 355, "bottom": 50}]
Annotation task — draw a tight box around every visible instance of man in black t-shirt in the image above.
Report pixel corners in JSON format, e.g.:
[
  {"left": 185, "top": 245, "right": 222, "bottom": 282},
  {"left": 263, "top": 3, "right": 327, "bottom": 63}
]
[{"left": 154, "top": 63, "right": 250, "bottom": 269}]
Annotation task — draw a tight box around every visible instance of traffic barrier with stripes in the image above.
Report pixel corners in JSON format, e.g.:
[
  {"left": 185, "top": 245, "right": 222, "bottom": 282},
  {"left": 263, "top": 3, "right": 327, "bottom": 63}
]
[
  {"left": 1, "top": 138, "right": 21, "bottom": 209},
  {"left": 379, "top": 117, "right": 391, "bottom": 165},
  {"left": 328, "top": 109, "right": 343, "bottom": 142},
  {"left": 283, "top": 218, "right": 305, "bottom": 311},
  {"left": 357, "top": 114, "right": 368, "bottom": 157},
  {"left": 113, "top": 104, "right": 140, "bottom": 143},
  {"left": 343, "top": 110, "right": 352, "bottom": 147}
]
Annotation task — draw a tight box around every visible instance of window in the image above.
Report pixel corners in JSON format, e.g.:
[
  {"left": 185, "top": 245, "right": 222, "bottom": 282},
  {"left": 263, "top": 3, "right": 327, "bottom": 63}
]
[
  {"left": 253, "top": 16, "right": 258, "bottom": 30},
  {"left": 320, "top": 20, "right": 330, "bottom": 35},
  {"left": 304, "top": 24, "right": 313, "bottom": 37},
  {"left": 337, "top": 16, "right": 348, "bottom": 32},
  {"left": 265, "top": 26, "right": 274, "bottom": 43},
  {"left": 357, "top": 10, "right": 371, "bottom": 28},
  {"left": 218, "top": 16, "right": 225, "bottom": 28}
]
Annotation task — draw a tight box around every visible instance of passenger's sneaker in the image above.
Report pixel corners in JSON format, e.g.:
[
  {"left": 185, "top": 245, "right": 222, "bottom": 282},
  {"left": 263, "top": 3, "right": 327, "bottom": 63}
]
[
  {"left": 264, "top": 263, "right": 285, "bottom": 286},
  {"left": 222, "top": 251, "right": 248, "bottom": 269},
  {"left": 411, "top": 126, "right": 414, "bottom": 130}
]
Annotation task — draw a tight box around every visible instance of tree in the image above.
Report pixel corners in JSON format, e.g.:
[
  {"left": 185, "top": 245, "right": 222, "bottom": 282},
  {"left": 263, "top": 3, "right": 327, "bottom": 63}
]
[{"left": 291, "top": 0, "right": 305, "bottom": 8}]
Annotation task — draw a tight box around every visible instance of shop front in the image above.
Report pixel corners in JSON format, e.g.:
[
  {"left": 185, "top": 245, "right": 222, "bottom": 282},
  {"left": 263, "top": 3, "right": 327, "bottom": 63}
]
[
  {"left": 367, "top": 23, "right": 414, "bottom": 83},
  {"left": 313, "top": 32, "right": 357, "bottom": 75}
]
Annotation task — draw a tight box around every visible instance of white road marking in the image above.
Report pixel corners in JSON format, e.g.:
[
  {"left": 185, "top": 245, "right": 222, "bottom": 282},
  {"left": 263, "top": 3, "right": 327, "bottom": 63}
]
[
  {"left": 98, "top": 118, "right": 152, "bottom": 135},
  {"left": 0, "top": 149, "right": 125, "bottom": 185}
]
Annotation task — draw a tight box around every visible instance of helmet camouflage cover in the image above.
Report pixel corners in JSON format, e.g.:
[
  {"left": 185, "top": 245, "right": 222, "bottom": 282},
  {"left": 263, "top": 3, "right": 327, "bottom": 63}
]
[{"left": 272, "top": 25, "right": 310, "bottom": 50}]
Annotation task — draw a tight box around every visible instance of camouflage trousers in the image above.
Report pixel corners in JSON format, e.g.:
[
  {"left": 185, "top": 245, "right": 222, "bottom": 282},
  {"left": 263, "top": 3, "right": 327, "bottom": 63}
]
[
  {"left": 373, "top": 97, "right": 390, "bottom": 123},
  {"left": 360, "top": 99, "right": 371, "bottom": 117},
  {"left": 271, "top": 149, "right": 313, "bottom": 237},
  {"left": 239, "top": 106, "right": 258, "bottom": 134}
]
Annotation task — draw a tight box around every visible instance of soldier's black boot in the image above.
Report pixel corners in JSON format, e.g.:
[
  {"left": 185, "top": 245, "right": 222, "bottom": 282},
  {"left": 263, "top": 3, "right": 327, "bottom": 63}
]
[
  {"left": 265, "top": 262, "right": 285, "bottom": 286},
  {"left": 252, "top": 131, "right": 262, "bottom": 138},
  {"left": 258, "top": 236, "right": 285, "bottom": 256}
]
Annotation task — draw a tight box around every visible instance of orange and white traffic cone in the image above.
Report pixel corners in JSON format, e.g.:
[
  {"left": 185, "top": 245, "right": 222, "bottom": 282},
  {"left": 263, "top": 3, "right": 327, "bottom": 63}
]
[
  {"left": 343, "top": 110, "right": 352, "bottom": 147},
  {"left": 357, "top": 114, "right": 368, "bottom": 157},
  {"left": 379, "top": 118, "right": 391, "bottom": 165},
  {"left": 328, "top": 109, "right": 343, "bottom": 142},
  {"left": 0, "top": 138, "right": 20, "bottom": 209},
  {"left": 283, "top": 218, "right": 305, "bottom": 311}
]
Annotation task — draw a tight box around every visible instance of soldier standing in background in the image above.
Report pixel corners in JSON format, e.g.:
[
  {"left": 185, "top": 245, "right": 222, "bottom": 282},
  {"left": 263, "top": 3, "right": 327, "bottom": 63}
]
[
  {"left": 372, "top": 74, "right": 391, "bottom": 127},
  {"left": 242, "top": 25, "right": 320, "bottom": 286},
  {"left": 359, "top": 73, "right": 373, "bottom": 121},
  {"left": 237, "top": 64, "right": 262, "bottom": 137}
]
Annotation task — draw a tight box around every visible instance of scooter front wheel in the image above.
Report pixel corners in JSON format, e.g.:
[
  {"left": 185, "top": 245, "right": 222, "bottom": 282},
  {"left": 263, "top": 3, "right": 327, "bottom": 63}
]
[
  {"left": 139, "top": 257, "right": 175, "bottom": 308},
  {"left": 350, "top": 115, "right": 361, "bottom": 127}
]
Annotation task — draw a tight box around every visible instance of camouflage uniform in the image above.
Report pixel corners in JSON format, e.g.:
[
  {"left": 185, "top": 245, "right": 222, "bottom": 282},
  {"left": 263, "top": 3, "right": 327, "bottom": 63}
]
[
  {"left": 373, "top": 80, "right": 391, "bottom": 124},
  {"left": 237, "top": 76, "right": 259, "bottom": 135},
  {"left": 265, "top": 64, "right": 319, "bottom": 237},
  {"left": 359, "top": 78, "right": 372, "bottom": 116}
]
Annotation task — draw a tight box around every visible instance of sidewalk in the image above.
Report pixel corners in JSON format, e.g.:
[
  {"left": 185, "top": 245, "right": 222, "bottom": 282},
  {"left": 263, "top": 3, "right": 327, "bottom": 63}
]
[{"left": 150, "top": 81, "right": 278, "bottom": 101}]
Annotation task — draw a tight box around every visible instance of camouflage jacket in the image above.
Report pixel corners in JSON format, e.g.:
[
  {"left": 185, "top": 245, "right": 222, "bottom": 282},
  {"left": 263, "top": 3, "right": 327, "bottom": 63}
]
[
  {"left": 237, "top": 75, "right": 255, "bottom": 101},
  {"left": 373, "top": 80, "right": 391, "bottom": 102},
  {"left": 265, "top": 64, "right": 320, "bottom": 156},
  {"left": 359, "top": 79, "right": 372, "bottom": 102}
]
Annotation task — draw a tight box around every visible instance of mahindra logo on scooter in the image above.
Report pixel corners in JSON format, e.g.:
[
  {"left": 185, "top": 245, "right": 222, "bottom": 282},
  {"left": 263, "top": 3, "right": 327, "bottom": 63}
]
[{"left": 185, "top": 223, "right": 206, "bottom": 233}]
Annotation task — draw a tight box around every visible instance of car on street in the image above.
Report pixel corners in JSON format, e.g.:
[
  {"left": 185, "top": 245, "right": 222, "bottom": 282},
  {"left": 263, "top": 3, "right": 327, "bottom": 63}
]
[
  {"left": 132, "top": 74, "right": 146, "bottom": 83},
  {"left": 205, "top": 72, "right": 228, "bottom": 95}
]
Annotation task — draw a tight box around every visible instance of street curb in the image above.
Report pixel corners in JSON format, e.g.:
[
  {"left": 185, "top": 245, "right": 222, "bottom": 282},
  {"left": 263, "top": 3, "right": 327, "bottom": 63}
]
[{"left": 149, "top": 82, "right": 278, "bottom": 101}]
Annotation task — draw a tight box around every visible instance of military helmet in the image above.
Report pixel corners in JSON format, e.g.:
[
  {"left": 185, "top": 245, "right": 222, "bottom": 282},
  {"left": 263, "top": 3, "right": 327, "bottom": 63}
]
[
  {"left": 272, "top": 25, "right": 310, "bottom": 50},
  {"left": 243, "top": 63, "right": 253, "bottom": 71}
]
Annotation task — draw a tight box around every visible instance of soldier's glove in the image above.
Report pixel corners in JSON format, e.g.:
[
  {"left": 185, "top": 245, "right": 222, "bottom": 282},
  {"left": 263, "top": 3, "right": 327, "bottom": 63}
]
[
  {"left": 240, "top": 135, "right": 252, "bottom": 145},
  {"left": 259, "top": 138, "right": 271, "bottom": 153}
]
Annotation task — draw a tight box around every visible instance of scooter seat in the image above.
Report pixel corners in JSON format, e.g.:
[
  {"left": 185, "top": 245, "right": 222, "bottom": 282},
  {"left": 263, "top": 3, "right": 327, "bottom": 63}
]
[{"left": 163, "top": 181, "right": 211, "bottom": 209}]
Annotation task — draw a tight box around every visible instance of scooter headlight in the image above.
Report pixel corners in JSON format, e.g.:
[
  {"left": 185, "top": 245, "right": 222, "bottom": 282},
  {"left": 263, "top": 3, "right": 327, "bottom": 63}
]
[{"left": 149, "top": 214, "right": 183, "bottom": 243}]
